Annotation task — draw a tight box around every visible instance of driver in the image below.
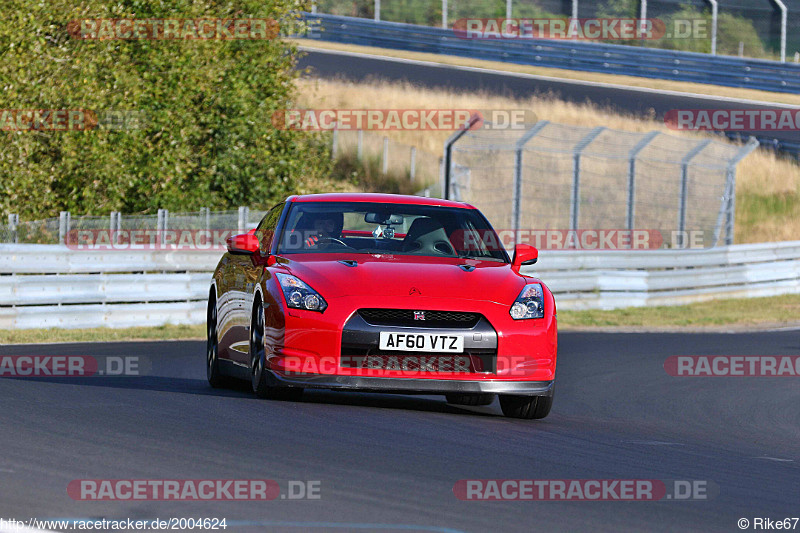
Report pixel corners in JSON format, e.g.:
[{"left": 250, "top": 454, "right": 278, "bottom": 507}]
[{"left": 304, "top": 211, "right": 344, "bottom": 248}]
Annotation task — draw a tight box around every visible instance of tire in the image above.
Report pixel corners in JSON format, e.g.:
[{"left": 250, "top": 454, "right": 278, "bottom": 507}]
[
  {"left": 445, "top": 393, "right": 495, "bottom": 406},
  {"left": 499, "top": 392, "right": 553, "bottom": 420},
  {"left": 250, "top": 298, "right": 303, "bottom": 401},
  {"left": 206, "top": 291, "right": 228, "bottom": 388}
]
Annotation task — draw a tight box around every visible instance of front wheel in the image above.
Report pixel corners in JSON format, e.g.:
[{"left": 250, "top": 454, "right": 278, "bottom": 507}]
[
  {"left": 207, "top": 292, "right": 228, "bottom": 388},
  {"left": 250, "top": 299, "right": 303, "bottom": 401},
  {"left": 499, "top": 392, "right": 553, "bottom": 419}
]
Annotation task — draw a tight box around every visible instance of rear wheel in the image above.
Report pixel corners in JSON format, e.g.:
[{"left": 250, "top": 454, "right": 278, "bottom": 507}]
[
  {"left": 499, "top": 392, "right": 553, "bottom": 420},
  {"left": 250, "top": 298, "right": 303, "bottom": 401},
  {"left": 445, "top": 393, "right": 495, "bottom": 406},
  {"left": 206, "top": 291, "right": 228, "bottom": 388}
]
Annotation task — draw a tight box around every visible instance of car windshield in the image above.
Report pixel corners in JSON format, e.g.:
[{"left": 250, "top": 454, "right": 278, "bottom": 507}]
[{"left": 276, "top": 201, "right": 508, "bottom": 262}]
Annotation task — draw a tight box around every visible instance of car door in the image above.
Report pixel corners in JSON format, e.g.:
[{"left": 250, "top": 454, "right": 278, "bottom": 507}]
[{"left": 225, "top": 203, "right": 284, "bottom": 366}]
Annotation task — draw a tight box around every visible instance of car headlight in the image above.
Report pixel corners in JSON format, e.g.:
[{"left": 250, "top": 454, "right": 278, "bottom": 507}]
[
  {"left": 509, "top": 283, "right": 544, "bottom": 320},
  {"left": 276, "top": 273, "right": 328, "bottom": 312}
]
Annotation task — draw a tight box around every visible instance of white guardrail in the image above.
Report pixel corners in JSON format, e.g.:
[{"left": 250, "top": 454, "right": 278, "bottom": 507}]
[{"left": 1, "top": 242, "right": 799, "bottom": 329}]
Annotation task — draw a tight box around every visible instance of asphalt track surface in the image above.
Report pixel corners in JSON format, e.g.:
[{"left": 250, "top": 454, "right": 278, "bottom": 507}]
[
  {"left": 297, "top": 49, "right": 800, "bottom": 149},
  {"left": 1, "top": 331, "right": 799, "bottom": 532}
]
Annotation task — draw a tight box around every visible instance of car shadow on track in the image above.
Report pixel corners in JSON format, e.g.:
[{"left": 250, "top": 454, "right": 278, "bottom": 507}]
[{"left": 3, "top": 375, "right": 500, "bottom": 417}]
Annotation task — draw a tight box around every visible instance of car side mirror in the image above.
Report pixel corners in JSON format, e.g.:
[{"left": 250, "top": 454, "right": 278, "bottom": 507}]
[
  {"left": 226, "top": 232, "right": 259, "bottom": 255},
  {"left": 512, "top": 244, "right": 538, "bottom": 271}
]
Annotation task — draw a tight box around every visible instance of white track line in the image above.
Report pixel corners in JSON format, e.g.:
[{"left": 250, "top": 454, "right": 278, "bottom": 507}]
[{"left": 300, "top": 45, "right": 800, "bottom": 109}]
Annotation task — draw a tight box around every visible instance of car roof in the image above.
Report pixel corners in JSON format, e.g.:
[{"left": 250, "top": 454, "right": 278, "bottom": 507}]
[{"left": 287, "top": 193, "right": 474, "bottom": 209}]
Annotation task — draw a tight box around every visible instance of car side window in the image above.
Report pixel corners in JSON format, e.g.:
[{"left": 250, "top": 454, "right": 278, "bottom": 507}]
[{"left": 255, "top": 203, "right": 284, "bottom": 255}]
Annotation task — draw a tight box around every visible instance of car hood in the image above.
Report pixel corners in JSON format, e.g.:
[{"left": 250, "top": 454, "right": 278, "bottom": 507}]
[
  {"left": 283, "top": 254, "right": 530, "bottom": 304},
  {"left": 279, "top": 253, "right": 528, "bottom": 305}
]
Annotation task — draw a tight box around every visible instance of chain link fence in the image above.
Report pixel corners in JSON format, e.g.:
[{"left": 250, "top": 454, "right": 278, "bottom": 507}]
[{"left": 444, "top": 118, "right": 759, "bottom": 248}]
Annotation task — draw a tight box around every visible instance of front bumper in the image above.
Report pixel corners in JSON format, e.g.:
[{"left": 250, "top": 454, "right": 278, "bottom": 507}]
[{"left": 268, "top": 369, "right": 555, "bottom": 396}]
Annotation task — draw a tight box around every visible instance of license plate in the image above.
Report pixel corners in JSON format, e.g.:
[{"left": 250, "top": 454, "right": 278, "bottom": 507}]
[{"left": 378, "top": 332, "right": 464, "bottom": 353}]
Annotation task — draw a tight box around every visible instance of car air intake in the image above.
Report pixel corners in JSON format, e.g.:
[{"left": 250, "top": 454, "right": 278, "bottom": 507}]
[{"left": 358, "top": 308, "right": 481, "bottom": 328}]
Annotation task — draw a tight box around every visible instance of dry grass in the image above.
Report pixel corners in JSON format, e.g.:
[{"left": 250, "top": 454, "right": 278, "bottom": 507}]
[
  {"left": 292, "top": 39, "right": 800, "bottom": 107},
  {"left": 296, "top": 77, "right": 800, "bottom": 243}
]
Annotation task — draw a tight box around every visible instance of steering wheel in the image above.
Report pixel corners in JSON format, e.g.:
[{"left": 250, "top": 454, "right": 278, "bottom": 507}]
[{"left": 315, "top": 237, "right": 349, "bottom": 248}]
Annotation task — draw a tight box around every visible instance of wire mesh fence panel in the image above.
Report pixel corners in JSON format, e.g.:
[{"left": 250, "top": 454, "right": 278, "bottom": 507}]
[
  {"left": 448, "top": 120, "right": 758, "bottom": 248},
  {"left": 15, "top": 218, "right": 61, "bottom": 244}
]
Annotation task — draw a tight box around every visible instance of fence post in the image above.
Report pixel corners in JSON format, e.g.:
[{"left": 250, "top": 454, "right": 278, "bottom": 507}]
[
  {"left": 202, "top": 207, "right": 210, "bottom": 231},
  {"left": 627, "top": 131, "right": 660, "bottom": 233},
  {"left": 382, "top": 137, "right": 389, "bottom": 175},
  {"left": 708, "top": 0, "right": 718, "bottom": 55},
  {"left": 238, "top": 206, "right": 249, "bottom": 234},
  {"left": 772, "top": 0, "right": 787, "bottom": 62},
  {"left": 58, "top": 211, "right": 71, "bottom": 245},
  {"left": 331, "top": 129, "right": 338, "bottom": 160},
  {"left": 721, "top": 137, "right": 759, "bottom": 245},
  {"left": 8, "top": 214, "right": 19, "bottom": 244},
  {"left": 375, "top": 0, "right": 380, "bottom": 21},
  {"left": 442, "top": 0, "right": 447, "bottom": 28},
  {"left": 157, "top": 208, "right": 168, "bottom": 245},
  {"left": 570, "top": 127, "right": 605, "bottom": 232},
  {"left": 678, "top": 139, "right": 712, "bottom": 247},
  {"left": 357, "top": 130, "right": 363, "bottom": 161},
  {"left": 512, "top": 121, "right": 550, "bottom": 241},
  {"left": 442, "top": 113, "right": 481, "bottom": 200},
  {"left": 410, "top": 147, "right": 417, "bottom": 181},
  {"left": 506, "top": 0, "right": 512, "bottom": 20}
]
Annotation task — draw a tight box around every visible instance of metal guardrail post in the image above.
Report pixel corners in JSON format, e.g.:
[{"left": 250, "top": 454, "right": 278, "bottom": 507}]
[
  {"left": 627, "top": 131, "right": 660, "bottom": 233},
  {"left": 506, "top": 0, "right": 512, "bottom": 20},
  {"left": 723, "top": 137, "right": 760, "bottom": 245},
  {"left": 357, "top": 130, "right": 363, "bottom": 161},
  {"left": 442, "top": 113, "right": 481, "bottom": 200},
  {"left": 59, "top": 211, "right": 71, "bottom": 245},
  {"left": 512, "top": 121, "right": 550, "bottom": 242},
  {"left": 441, "top": 0, "right": 447, "bottom": 29},
  {"left": 331, "top": 128, "right": 338, "bottom": 160},
  {"left": 374, "top": 0, "right": 380, "bottom": 22},
  {"left": 410, "top": 147, "right": 416, "bottom": 182},
  {"left": 678, "top": 139, "right": 712, "bottom": 247},
  {"left": 570, "top": 127, "right": 605, "bottom": 232},
  {"left": 8, "top": 214, "right": 19, "bottom": 244}
]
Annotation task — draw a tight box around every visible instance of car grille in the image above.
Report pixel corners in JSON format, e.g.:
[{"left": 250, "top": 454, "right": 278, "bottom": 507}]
[{"left": 358, "top": 308, "right": 481, "bottom": 328}]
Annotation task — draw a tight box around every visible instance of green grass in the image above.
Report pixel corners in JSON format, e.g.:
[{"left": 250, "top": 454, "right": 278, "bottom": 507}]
[
  {"left": 2, "top": 294, "right": 799, "bottom": 344},
  {"left": 558, "top": 294, "right": 800, "bottom": 330},
  {"left": 0, "top": 324, "right": 205, "bottom": 345}
]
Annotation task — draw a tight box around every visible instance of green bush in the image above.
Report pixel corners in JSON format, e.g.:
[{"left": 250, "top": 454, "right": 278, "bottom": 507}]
[{"left": 0, "top": 0, "right": 332, "bottom": 218}]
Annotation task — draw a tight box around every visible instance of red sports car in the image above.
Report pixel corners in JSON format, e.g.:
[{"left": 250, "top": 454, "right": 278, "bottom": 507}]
[{"left": 207, "top": 193, "right": 557, "bottom": 419}]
